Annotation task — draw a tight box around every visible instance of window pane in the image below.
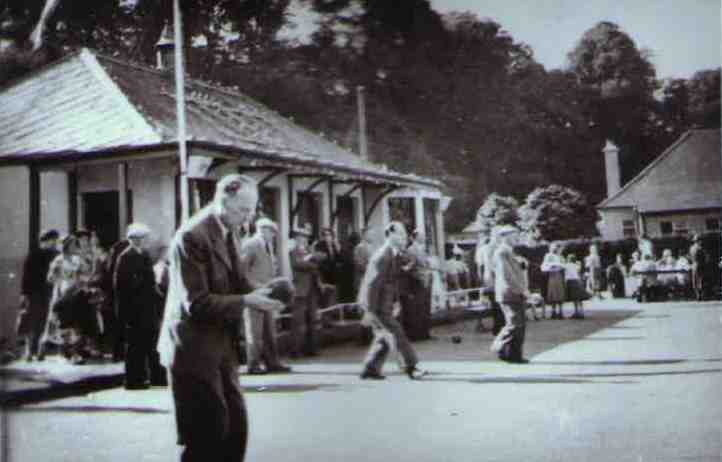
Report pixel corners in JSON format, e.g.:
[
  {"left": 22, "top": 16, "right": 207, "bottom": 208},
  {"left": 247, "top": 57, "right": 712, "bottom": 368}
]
[{"left": 660, "top": 222, "right": 673, "bottom": 235}]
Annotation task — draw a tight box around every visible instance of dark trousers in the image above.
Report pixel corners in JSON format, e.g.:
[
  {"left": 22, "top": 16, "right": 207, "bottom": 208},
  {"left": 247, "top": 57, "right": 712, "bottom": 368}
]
[
  {"left": 400, "top": 285, "right": 432, "bottom": 341},
  {"left": 491, "top": 302, "right": 526, "bottom": 361},
  {"left": 171, "top": 365, "right": 247, "bottom": 462},
  {"left": 363, "top": 312, "right": 418, "bottom": 374},
  {"left": 489, "top": 295, "right": 505, "bottom": 336},
  {"left": 125, "top": 325, "right": 165, "bottom": 386},
  {"left": 107, "top": 306, "right": 126, "bottom": 361},
  {"left": 290, "top": 294, "right": 319, "bottom": 355}
]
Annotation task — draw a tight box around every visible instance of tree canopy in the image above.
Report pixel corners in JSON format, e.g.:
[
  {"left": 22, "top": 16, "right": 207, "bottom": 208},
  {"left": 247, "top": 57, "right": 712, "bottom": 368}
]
[
  {"left": 518, "top": 185, "right": 599, "bottom": 242},
  {"left": 0, "top": 5, "right": 718, "bottom": 236}
]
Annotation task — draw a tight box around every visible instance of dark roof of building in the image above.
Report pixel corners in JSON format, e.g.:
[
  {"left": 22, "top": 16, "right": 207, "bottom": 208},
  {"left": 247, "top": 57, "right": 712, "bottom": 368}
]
[
  {"left": 0, "top": 48, "right": 439, "bottom": 188},
  {"left": 598, "top": 129, "right": 721, "bottom": 213}
]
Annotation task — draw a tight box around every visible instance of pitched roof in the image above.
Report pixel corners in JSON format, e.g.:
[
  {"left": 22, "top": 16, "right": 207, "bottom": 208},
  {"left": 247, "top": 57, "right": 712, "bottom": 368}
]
[
  {"left": 0, "top": 49, "right": 439, "bottom": 188},
  {"left": 597, "top": 129, "right": 721, "bottom": 213},
  {"left": 0, "top": 50, "right": 161, "bottom": 154}
]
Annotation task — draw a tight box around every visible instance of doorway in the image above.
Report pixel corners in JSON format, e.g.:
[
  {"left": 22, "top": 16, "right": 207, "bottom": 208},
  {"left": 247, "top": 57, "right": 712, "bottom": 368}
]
[
  {"left": 335, "top": 196, "right": 358, "bottom": 243},
  {"left": 82, "top": 190, "right": 132, "bottom": 249}
]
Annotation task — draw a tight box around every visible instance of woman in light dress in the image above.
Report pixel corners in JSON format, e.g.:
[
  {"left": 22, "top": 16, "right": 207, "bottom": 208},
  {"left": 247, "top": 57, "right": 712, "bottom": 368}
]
[
  {"left": 541, "top": 242, "right": 565, "bottom": 319},
  {"left": 45, "top": 235, "right": 89, "bottom": 364}
]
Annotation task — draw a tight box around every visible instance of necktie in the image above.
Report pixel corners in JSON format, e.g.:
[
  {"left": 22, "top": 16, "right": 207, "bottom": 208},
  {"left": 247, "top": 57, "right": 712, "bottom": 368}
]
[{"left": 226, "top": 231, "right": 242, "bottom": 292}]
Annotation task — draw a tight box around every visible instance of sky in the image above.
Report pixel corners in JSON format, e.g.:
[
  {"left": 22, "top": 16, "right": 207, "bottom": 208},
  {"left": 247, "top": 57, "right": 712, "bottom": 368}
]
[
  {"left": 283, "top": 0, "right": 721, "bottom": 80},
  {"left": 430, "top": 0, "right": 720, "bottom": 79}
]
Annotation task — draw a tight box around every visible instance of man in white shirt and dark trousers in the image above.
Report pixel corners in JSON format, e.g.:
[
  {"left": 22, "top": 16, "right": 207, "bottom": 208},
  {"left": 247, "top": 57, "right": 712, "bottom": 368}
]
[{"left": 359, "top": 222, "right": 428, "bottom": 380}]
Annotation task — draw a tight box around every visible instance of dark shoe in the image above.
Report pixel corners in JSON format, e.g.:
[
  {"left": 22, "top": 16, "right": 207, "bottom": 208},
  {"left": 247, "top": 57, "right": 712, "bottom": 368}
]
[
  {"left": 266, "top": 364, "right": 292, "bottom": 374},
  {"left": 406, "top": 366, "right": 429, "bottom": 380},
  {"left": 247, "top": 364, "right": 267, "bottom": 375},
  {"left": 360, "top": 370, "right": 386, "bottom": 380},
  {"left": 150, "top": 376, "right": 168, "bottom": 387},
  {"left": 501, "top": 357, "right": 529, "bottom": 364},
  {"left": 125, "top": 382, "right": 150, "bottom": 390}
]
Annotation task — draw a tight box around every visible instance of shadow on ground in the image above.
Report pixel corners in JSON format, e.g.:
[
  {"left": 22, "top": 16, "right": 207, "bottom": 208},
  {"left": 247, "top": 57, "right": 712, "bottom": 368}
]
[
  {"left": 395, "top": 308, "right": 645, "bottom": 363},
  {"left": 8, "top": 404, "right": 169, "bottom": 414}
]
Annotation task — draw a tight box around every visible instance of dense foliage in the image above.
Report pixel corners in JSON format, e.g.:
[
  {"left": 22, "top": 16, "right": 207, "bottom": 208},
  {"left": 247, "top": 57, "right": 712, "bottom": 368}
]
[
  {"left": 518, "top": 185, "right": 599, "bottom": 242},
  {"left": 1, "top": 2, "right": 718, "bottom": 235}
]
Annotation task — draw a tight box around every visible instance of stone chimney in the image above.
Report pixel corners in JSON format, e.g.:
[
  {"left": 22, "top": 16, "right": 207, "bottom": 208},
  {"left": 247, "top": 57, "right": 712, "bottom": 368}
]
[
  {"left": 155, "top": 23, "right": 174, "bottom": 71},
  {"left": 602, "top": 139, "right": 621, "bottom": 197}
]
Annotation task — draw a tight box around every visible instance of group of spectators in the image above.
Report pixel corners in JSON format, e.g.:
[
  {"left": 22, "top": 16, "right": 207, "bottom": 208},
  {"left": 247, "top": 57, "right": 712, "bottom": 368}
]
[
  {"left": 16, "top": 225, "right": 166, "bottom": 388},
  {"left": 15, "top": 213, "right": 437, "bottom": 385},
  {"left": 620, "top": 233, "right": 713, "bottom": 302}
]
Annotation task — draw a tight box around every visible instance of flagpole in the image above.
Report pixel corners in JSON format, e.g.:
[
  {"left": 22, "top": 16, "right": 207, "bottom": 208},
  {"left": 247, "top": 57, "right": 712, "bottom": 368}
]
[{"left": 173, "top": 0, "right": 190, "bottom": 223}]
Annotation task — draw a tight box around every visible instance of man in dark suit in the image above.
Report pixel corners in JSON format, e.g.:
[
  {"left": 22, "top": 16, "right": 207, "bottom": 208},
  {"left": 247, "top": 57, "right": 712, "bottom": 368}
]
[
  {"left": 114, "top": 223, "right": 165, "bottom": 389},
  {"left": 157, "top": 174, "right": 285, "bottom": 462},
  {"left": 289, "top": 227, "right": 323, "bottom": 357},
  {"left": 18, "top": 229, "right": 59, "bottom": 361},
  {"left": 105, "top": 237, "right": 130, "bottom": 361},
  {"left": 358, "top": 221, "right": 428, "bottom": 380},
  {"left": 313, "top": 227, "right": 341, "bottom": 307}
]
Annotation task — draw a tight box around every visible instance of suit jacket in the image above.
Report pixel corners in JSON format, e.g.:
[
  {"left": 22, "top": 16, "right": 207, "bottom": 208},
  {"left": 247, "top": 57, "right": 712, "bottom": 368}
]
[
  {"left": 494, "top": 243, "right": 527, "bottom": 303},
  {"left": 289, "top": 245, "right": 321, "bottom": 297},
  {"left": 21, "top": 246, "right": 57, "bottom": 301},
  {"left": 357, "top": 244, "right": 401, "bottom": 317},
  {"left": 314, "top": 240, "right": 342, "bottom": 285},
  {"left": 239, "top": 234, "right": 277, "bottom": 289},
  {"left": 157, "top": 205, "right": 253, "bottom": 379},
  {"left": 114, "top": 245, "right": 160, "bottom": 328}
]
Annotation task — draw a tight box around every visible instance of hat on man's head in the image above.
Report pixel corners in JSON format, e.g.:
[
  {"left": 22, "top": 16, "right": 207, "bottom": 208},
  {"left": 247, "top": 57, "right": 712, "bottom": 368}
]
[
  {"left": 215, "top": 174, "right": 257, "bottom": 198},
  {"left": 127, "top": 223, "right": 151, "bottom": 239},
  {"left": 255, "top": 217, "right": 278, "bottom": 233},
  {"left": 452, "top": 245, "right": 463, "bottom": 255},
  {"left": 39, "top": 229, "right": 60, "bottom": 242},
  {"left": 495, "top": 225, "right": 518, "bottom": 237},
  {"left": 692, "top": 233, "right": 702, "bottom": 242}
]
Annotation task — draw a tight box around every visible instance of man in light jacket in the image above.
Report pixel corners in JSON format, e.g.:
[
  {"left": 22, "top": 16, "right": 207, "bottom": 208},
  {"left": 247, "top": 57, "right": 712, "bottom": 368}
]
[
  {"left": 240, "top": 217, "right": 291, "bottom": 374},
  {"left": 490, "top": 225, "right": 531, "bottom": 364}
]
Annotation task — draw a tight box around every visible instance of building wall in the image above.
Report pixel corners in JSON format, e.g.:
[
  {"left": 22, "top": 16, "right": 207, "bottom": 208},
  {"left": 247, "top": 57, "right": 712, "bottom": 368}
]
[
  {"left": 40, "top": 171, "right": 69, "bottom": 234},
  {"left": 76, "top": 157, "right": 176, "bottom": 254},
  {"left": 0, "top": 166, "right": 30, "bottom": 344},
  {"left": 643, "top": 210, "right": 722, "bottom": 238},
  {"left": 598, "top": 208, "right": 637, "bottom": 241}
]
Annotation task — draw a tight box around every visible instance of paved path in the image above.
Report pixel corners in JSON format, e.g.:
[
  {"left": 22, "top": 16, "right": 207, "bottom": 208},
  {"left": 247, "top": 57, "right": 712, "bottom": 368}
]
[{"left": 3, "top": 298, "right": 721, "bottom": 462}]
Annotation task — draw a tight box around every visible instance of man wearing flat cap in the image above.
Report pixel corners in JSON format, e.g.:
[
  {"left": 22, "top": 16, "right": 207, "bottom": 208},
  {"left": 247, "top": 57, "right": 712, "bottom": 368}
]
[
  {"left": 490, "top": 225, "right": 531, "bottom": 364},
  {"left": 359, "top": 221, "right": 428, "bottom": 380},
  {"left": 158, "top": 174, "right": 284, "bottom": 462},
  {"left": 289, "top": 225, "right": 323, "bottom": 357},
  {"left": 239, "top": 217, "right": 291, "bottom": 374},
  {"left": 114, "top": 223, "right": 165, "bottom": 389}
]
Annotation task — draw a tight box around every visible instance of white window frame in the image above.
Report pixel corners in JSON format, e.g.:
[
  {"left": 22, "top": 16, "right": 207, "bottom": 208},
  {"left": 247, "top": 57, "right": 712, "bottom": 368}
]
[{"left": 622, "top": 220, "right": 636, "bottom": 238}]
